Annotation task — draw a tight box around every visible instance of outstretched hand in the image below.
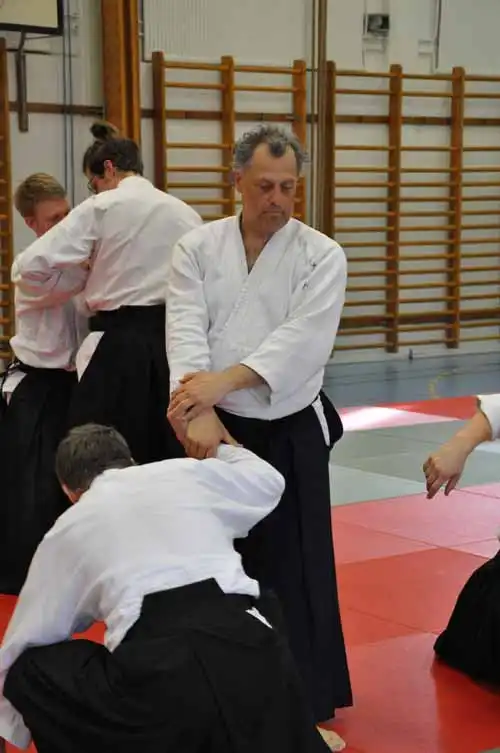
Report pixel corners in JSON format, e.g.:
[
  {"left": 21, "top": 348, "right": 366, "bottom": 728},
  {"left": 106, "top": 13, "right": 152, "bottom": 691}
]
[{"left": 423, "top": 438, "right": 470, "bottom": 499}]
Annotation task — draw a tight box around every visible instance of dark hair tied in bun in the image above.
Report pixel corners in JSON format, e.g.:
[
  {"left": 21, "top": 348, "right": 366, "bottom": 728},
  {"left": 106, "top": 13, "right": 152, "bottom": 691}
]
[
  {"left": 90, "top": 121, "right": 120, "bottom": 142},
  {"left": 82, "top": 122, "right": 143, "bottom": 177}
]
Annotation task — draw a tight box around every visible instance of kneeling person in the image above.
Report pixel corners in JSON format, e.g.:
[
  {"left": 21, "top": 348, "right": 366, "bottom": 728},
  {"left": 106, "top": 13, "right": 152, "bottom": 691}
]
[
  {"left": 0, "top": 424, "right": 330, "bottom": 753},
  {"left": 424, "top": 396, "right": 500, "bottom": 684}
]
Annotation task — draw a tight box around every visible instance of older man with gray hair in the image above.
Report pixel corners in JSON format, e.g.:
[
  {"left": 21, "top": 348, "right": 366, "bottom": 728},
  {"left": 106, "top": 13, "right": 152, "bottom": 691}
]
[{"left": 165, "top": 124, "right": 351, "bottom": 736}]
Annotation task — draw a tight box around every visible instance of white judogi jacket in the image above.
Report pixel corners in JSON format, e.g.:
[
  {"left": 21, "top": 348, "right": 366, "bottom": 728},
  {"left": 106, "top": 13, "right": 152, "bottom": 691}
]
[
  {"left": 2, "top": 265, "right": 88, "bottom": 401},
  {"left": 0, "top": 445, "right": 285, "bottom": 749},
  {"left": 11, "top": 176, "right": 202, "bottom": 378},
  {"left": 166, "top": 215, "right": 347, "bottom": 430}
]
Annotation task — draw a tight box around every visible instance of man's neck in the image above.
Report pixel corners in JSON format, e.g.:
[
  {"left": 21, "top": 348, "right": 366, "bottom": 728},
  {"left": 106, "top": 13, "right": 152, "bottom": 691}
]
[
  {"left": 239, "top": 215, "right": 272, "bottom": 271},
  {"left": 117, "top": 171, "right": 138, "bottom": 185}
]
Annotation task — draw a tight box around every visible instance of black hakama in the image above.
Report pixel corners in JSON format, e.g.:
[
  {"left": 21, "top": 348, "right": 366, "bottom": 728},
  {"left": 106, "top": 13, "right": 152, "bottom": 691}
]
[
  {"left": 216, "top": 392, "right": 352, "bottom": 722},
  {"left": 68, "top": 305, "right": 182, "bottom": 465},
  {"left": 4, "top": 579, "right": 330, "bottom": 753},
  {"left": 434, "top": 548, "right": 500, "bottom": 684},
  {"left": 0, "top": 363, "right": 74, "bottom": 595}
]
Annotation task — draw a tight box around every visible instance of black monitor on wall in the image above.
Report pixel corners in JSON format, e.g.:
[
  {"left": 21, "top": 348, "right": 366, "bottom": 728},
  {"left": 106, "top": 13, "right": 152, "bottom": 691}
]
[{"left": 0, "top": 0, "right": 63, "bottom": 36}]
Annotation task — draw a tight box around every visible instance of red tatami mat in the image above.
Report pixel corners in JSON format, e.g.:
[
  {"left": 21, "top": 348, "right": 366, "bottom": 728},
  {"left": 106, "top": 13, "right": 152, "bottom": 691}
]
[
  {"left": 340, "top": 395, "right": 478, "bottom": 432},
  {"left": 465, "top": 481, "right": 500, "bottom": 500},
  {"left": 330, "top": 486, "right": 500, "bottom": 752},
  {"left": 332, "top": 634, "right": 500, "bottom": 753},
  {"left": 337, "top": 547, "right": 486, "bottom": 634},
  {"left": 340, "top": 406, "right": 451, "bottom": 432},
  {"left": 384, "top": 396, "right": 477, "bottom": 420},
  {"left": 333, "top": 520, "right": 434, "bottom": 565},
  {"left": 333, "top": 490, "right": 500, "bottom": 548}
]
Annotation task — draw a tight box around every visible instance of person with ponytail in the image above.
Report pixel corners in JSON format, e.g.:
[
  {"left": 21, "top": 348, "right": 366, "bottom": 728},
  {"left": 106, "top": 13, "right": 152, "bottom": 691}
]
[
  {"left": 82, "top": 121, "right": 139, "bottom": 194},
  {"left": 11, "top": 121, "right": 203, "bottom": 465}
]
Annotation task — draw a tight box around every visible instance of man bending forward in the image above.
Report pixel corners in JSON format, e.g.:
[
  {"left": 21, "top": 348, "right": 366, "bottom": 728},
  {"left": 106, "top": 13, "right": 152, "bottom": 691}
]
[{"left": 0, "top": 423, "right": 330, "bottom": 753}]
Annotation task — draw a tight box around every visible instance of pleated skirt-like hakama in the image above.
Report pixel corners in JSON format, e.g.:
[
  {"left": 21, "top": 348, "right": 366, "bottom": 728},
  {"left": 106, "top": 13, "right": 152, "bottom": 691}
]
[
  {"left": 216, "top": 392, "right": 352, "bottom": 722},
  {"left": 0, "top": 364, "right": 75, "bottom": 594},
  {"left": 434, "top": 548, "right": 500, "bottom": 685},
  {"left": 5, "top": 580, "right": 331, "bottom": 753},
  {"left": 68, "top": 305, "right": 183, "bottom": 465}
]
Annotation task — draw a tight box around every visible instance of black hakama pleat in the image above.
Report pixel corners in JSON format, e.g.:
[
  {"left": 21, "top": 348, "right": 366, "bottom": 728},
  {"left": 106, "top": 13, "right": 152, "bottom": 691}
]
[
  {"left": 434, "top": 548, "right": 500, "bottom": 684},
  {"left": 68, "top": 305, "right": 183, "bottom": 465},
  {"left": 216, "top": 392, "right": 352, "bottom": 722},
  {"left": 4, "top": 579, "right": 330, "bottom": 753},
  {"left": 0, "top": 365, "right": 74, "bottom": 595}
]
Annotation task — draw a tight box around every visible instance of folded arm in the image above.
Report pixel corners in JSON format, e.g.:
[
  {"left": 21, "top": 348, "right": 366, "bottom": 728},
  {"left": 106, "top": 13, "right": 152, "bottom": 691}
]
[
  {"left": 11, "top": 198, "right": 99, "bottom": 308},
  {"left": 166, "top": 240, "right": 233, "bottom": 456},
  {"left": 208, "top": 444, "right": 285, "bottom": 536},
  {"left": 169, "top": 243, "right": 346, "bottom": 423},
  {"left": 166, "top": 239, "right": 212, "bottom": 393}
]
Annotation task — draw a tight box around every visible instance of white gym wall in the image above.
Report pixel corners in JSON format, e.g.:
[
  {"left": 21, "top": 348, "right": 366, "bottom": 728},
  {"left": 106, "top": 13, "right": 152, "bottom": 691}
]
[{"left": 5, "top": 0, "right": 500, "bottom": 356}]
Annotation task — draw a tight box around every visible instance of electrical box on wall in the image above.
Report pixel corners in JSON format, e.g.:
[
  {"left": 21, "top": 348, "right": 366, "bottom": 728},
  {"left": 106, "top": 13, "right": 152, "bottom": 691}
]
[{"left": 364, "top": 13, "right": 390, "bottom": 38}]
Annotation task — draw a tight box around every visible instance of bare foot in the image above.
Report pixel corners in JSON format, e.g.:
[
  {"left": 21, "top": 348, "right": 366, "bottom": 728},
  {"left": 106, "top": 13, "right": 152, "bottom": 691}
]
[{"left": 317, "top": 726, "right": 346, "bottom": 751}]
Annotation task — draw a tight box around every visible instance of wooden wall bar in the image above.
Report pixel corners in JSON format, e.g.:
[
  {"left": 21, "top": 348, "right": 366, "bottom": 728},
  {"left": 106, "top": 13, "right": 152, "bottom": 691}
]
[
  {"left": 151, "top": 52, "right": 308, "bottom": 222},
  {"left": 2, "top": 50, "right": 498, "bottom": 361},
  {"left": 328, "top": 65, "right": 500, "bottom": 352},
  {"left": 148, "top": 55, "right": 500, "bottom": 353},
  {"left": 101, "top": 0, "right": 141, "bottom": 141}
]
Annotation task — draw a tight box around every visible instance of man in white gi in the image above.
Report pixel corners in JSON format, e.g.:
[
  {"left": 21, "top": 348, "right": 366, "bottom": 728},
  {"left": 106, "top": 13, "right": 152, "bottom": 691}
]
[
  {"left": 0, "top": 423, "right": 331, "bottom": 753},
  {"left": 165, "top": 124, "right": 352, "bottom": 730},
  {"left": 0, "top": 173, "right": 87, "bottom": 595},
  {"left": 10, "top": 122, "right": 203, "bottom": 465}
]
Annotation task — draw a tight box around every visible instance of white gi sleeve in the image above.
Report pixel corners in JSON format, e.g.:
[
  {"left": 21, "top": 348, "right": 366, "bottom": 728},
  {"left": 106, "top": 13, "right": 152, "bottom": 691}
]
[
  {"left": 477, "top": 394, "right": 500, "bottom": 440},
  {"left": 241, "top": 243, "right": 347, "bottom": 403},
  {"left": 205, "top": 444, "right": 285, "bottom": 537},
  {"left": 166, "top": 239, "right": 212, "bottom": 394},
  {"left": 0, "top": 529, "right": 94, "bottom": 749},
  {"left": 11, "top": 197, "right": 98, "bottom": 307}
]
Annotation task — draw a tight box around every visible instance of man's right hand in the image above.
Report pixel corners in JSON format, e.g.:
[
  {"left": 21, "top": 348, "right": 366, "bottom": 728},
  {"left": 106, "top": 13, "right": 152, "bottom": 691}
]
[
  {"left": 182, "top": 409, "right": 238, "bottom": 460},
  {"left": 422, "top": 409, "right": 494, "bottom": 499},
  {"left": 423, "top": 437, "right": 470, "bottom": 499}
]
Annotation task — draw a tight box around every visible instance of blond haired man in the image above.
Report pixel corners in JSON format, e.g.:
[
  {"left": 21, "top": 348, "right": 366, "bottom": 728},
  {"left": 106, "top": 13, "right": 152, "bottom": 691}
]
[{"left": 0, "top": 173, "right": 87, "bottom": 595}]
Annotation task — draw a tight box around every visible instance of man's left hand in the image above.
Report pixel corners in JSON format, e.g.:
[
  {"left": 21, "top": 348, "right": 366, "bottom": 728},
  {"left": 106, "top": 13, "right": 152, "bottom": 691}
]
[{"left": 169, "top": 371, "right": 232, "bottom": 420}]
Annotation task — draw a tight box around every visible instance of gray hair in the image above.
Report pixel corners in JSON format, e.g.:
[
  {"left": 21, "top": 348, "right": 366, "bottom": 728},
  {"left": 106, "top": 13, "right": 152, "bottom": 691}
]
[
  {"left": 233, "top": 125, "right": 306, "bottom": 174},
  {"left": 56, "top": 423, "right": 133, "bottom": 492}
]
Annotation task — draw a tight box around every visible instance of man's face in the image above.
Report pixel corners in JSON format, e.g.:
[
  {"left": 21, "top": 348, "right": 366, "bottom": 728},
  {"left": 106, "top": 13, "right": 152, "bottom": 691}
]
[
  {"left": 25, "top": 197, "right": 70, "bottom": 238},
  {"left": 234, "top": 143, "right": 299, "bottom": 235}
]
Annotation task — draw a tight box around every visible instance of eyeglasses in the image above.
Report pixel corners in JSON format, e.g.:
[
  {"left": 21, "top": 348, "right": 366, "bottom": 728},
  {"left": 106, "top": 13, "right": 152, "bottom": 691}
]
[{"left": 88, "top": 175, "right": 102, "bottom": 194}]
